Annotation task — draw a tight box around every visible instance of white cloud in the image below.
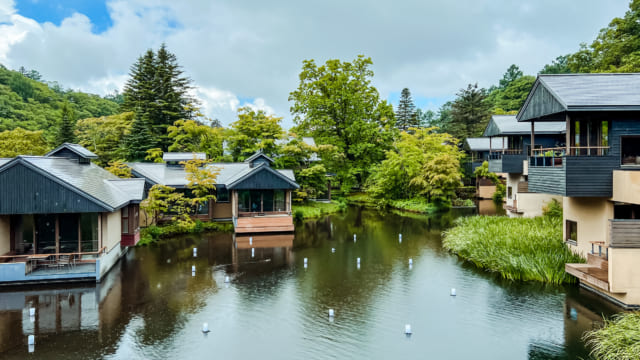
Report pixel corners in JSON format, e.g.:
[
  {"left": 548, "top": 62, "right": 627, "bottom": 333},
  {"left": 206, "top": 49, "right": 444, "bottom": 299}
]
[{"left": 0, "top": 0, "right": 631, "bottom": 128}]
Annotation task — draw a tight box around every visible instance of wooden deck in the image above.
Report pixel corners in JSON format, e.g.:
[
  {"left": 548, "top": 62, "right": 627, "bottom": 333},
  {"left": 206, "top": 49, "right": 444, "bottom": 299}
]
[
  {"left": 235, "top": 216, "right": 294, "bottom": 233},
  {"left": 235, "top": 234, "right": 294, "bottom": 248},
  {"left": 565, "top": 253, "right": 611, "bottom": 293}
]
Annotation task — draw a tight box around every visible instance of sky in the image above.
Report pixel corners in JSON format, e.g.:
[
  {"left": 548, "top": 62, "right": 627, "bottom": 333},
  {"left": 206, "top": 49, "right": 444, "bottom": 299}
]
[{"left": 0, "top": 0, "right": 631, "bottom": 128}]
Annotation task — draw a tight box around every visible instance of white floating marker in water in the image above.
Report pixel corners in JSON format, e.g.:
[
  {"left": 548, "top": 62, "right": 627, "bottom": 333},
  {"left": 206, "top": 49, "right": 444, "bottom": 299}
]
[
  {"left": 251, "top": 248, "right": 255, "bottom": 258},
  {"left": 202, "top": 323, "right": 210, "bottom": 333},
  {"left": 29, "top": 307, "right": 35, "bottom": 317},
  {"left": 224, "top": 276, "right": 230, "bottom": 283},
  {"left": 450, "top": 288, "right": 456, "bottom": 296},
  {"left": 193, "top": 248, "right": 197, "bottom": 257},
  {"left": 28, "top": 334, "right": 35, "bottom": 345},
  {"left": 249, "top": 236, "right": 253, "bottom": 245},
  {"left": 399, "top": 234, "right": 402, "bottom": 243},
  {"left": 404, "top": 324, "right": 412, "bottom": 335},
  {"left": 28, "top": 344, "right": 34, "bottom": 353},
  {"left": 304, "top": 257, "right": 308, "bottom": 264},
  {"left": 353, "top": 234, "right": 356, "bottom": 242},
  {"left": 192, "top": 265, "right": 196, "bottom": 272},
  {"left": 408, "top": 258, "right": 413, "bottom": 266},
  {"left": 357, "top": 257, "right": 361, "bottom": 264},
  {"left": 331, "top": 248, "right": 335, "bottom": 253},
  {"left": 328, "top": 309, "right": 335, "bottom": 318}
]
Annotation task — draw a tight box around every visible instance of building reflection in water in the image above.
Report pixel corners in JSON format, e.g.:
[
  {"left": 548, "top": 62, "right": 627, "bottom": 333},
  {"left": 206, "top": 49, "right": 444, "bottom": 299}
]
[{"left": 230, "top": 233, "right": 294, "bottom": 272}]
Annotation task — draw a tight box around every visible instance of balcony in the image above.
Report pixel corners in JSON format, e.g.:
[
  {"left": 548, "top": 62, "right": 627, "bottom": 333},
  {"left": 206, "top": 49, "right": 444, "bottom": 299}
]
[
  {"left": 527, "top": 147, "right": 618, "bottom": 197},
  {"left": 610, "top": 219, "right": 640, "bottom": 248},
  {"left": 488, "top": 149, "right": 527, "bottom": 174}
]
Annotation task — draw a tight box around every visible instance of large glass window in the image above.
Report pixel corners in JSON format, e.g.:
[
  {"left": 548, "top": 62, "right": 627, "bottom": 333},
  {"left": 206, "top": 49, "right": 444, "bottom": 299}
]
[
  {"left": 239, "top": 190, "right": 251, "bottom": 212},
  {"left": 566, "top": 220, "right": 578, "bottom": 244},
  {"left": 197, "top": 200, "right": 209, "bottom": 215},
  {"left": 262, "top": 190, "right": 274, "bottom": 212},
  {"left": 216, "top": 186, "right": 229, "bottom": 202},
  {"left": 36, "top": 214, "right": 57, "bottom": 253},
  {"left": 621, "top": 136, "right": 640, "bottom": 165},
  {"left": 11, "top": 215, "right": 34, "bottom": 254},
  {"left": 59, "top": 214, "right": 79, "bottom": 253},
  {"left": 274, "top": 190, "right": 286, "bottom": 211},
  {"left": 80, "top": 213, "right": 99, "bottom": 252}
]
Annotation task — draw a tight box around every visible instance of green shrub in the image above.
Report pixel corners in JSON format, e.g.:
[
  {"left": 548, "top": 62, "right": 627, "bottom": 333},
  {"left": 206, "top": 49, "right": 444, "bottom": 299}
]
[
  {"left": 584, "top": 312, "right": 640, "bottom": 360},
  {"left": 542, "top": 198, "right": 563, "bottom": 219},
  {"left": 293, "top": 209, "right": 304, "bottom": 222},
  {"left": 138, "top": 221, "right": 233, "bottom": 246},
  {"left": 443, "top": 215, "right": 584, "bottom": 284},
  {"left": 492, "top": 183, "right": 506, "bottom": 204}
]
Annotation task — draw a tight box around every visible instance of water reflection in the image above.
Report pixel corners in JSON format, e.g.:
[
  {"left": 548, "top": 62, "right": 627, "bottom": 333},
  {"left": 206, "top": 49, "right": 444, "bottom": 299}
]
[{"left": 0, "top": 207, "right": 621, "bottom": 359}]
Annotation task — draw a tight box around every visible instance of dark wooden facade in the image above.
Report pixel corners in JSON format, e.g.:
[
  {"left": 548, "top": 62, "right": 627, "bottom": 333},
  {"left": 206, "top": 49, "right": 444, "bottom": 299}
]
[{"left": 489, "top": 153, "right": 527, "bottom": 173}]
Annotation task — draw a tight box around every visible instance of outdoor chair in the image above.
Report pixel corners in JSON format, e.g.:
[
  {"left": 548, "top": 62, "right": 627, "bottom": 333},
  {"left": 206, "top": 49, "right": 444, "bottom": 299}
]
[{"left": 58, "top": 255, "right": 75, "bottom": 269}]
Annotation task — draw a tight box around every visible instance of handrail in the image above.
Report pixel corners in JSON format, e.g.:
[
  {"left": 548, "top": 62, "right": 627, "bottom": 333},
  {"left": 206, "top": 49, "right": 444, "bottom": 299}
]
[
  {"left": 531, "top": 146, "right": 610, "bottom": 157},
  {"left": 0, "top": 246, "right": 107, "bottom": 262}
]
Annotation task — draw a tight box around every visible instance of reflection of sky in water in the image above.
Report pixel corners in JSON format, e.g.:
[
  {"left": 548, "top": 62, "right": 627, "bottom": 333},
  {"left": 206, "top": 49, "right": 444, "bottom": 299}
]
[{"left": 0, "top": 207, "right": 621, "bottom": 359}]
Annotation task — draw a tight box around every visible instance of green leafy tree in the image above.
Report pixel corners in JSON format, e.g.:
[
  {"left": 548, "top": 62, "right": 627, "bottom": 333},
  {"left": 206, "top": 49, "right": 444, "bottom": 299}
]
[
  {"left": 145, "top": 148, "right": 164, "bottom": 163},
  {"left": 141, "top": 184, "right": 180, "bottom": 224},
  {"left": 499, "top": 64, "right": 523, "bottom": 89},
  {"left": 415, "top": 108, "right": 435, "bottom": 128},
  {"left": 168, "top": 119, "right": 225, "bottom": 160},
  {"left": 289, "top": 55, "right": 396, "bottom": 190},
  {"left": 226, "top": 106, "right": 284, "bottom": 160},
  {"left": 486, "top": 75, "right": 536, "bottom": 113},
  {"left": 55, "top": 101, "right": 76, "bottom": 145},
  {"left": 0, "top": 128, "right": 49, "bottom": 157},
  {"left": 567, "top": 1, "right": 640, "bottom": 72},
  {"left": 449, "top": 83, "right": 491, "bottom": 140},
  {"left": 473, "top": 161, "right": 505, "bottom": 204},
  {"left": 539, "top": 55, "right": 572, "bottom": 74},
  {"left": 75, "top": 112, "right": 133, "bottom": 166},
  {"left": 396, "top": 88, "right": 418, "bottom": 130},
  {"left": 105, "top": 160, "right": 132, "bottom": 178},
  {"left": 367, "top": 128, "right": 463, "bottom": 203}
]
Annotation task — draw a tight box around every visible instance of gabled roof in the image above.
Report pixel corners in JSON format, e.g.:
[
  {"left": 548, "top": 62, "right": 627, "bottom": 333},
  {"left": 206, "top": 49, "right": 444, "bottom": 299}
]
[
  {"left": 483, "top": 115, "right": 565, "bottom": 136},
  {"left": 162, "top": 152, "right": 206, "bottom": 162},
  {"left": 518, "top": 73, "right": 640, "bottom": 121},
  {"left": 0, "top": 156, "right": 144, "bottom": 212},
  {"left": 464, "top": 137, "right": 506, "bottom": 152},
  {"left": 128, "top": 161, "right": 297, "bottom": 188},
  {"left": 226, "top": 163, "right": 299, "bottom": 190},
  {"left": 244, "top": 151, "right": 275, "bottom": 165},
  {"left": 46, "top": 143, "right": 98, "bottom": 159}
]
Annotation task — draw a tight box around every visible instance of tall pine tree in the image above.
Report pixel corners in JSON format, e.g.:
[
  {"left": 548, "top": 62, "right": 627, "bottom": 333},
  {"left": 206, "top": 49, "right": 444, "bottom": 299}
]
[
  {"left": 396, "top": 88, "right": 417, "bottom": 131},
  {"left": 449, "top": 83, "right": 491, "bottom": 141},
  {"left": 56, "top": 101, "right": 76, "bottom": 145},
  {"left": 122, "top": 44, "right": 194, "bottom": 151},
  {"left": 124, "top": 111, "right": 156, "bottom": 161}
]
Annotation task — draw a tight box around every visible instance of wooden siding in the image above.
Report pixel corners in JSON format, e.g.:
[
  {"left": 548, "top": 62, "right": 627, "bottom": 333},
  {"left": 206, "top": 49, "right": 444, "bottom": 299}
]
[
  {"left": 488, "top": 159, "right": 502, "bottom": 173},
  {"left": 609, "top": 117, "right": 640, "bottom": 159},
  {"left": 0, "top": 163, "right": 109, "bottom": 214},
  {"left": 212, "top": 202, "right": 232, "bottom": 219},
  {"left": 520, "top": 82, "right": 565, "bottom": 121},
  {"left": 517, "top": 181, "right": 529, "bottom": 193},
  {"left": 528, "top": 165, "right": 566, "bottom": 196},
  {"left": 235, "top": 216, "right": 294, "bottom": 233},
  {"left": 610, "top": 220, "right": 640, "bottom": 248},
  {"left": 565, "top": 156, "right": 617, "bottom": 197},
  {"left": 231, "top": 168, "right": 297, "bottom": 190},
  {"left": 490, "top": 154, "right": 526, "bottom": 174}
]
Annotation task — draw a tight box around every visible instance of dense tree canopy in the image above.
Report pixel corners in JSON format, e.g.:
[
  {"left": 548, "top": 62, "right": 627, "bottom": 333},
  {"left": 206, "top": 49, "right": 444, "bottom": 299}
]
[
  {"left": 289, "top": 55, "right": 396, "bottom": 189},
  {"left": 167, "top": 119, "right": 226, "bottom": 161},
  {"left": 448, "top": 83, "right": 491, "bottom": 141},
  {"left": 226, "top": 107, "right": 284, "bottom": 161},
  {"left": 0, "top": 128, "right": 49, "bottom": 157},
  {"left": 75, "top": 112, "right": 133, "bottom": 166}
]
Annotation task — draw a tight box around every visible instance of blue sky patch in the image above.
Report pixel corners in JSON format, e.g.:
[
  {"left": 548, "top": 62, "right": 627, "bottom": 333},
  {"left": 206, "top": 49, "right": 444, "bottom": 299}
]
[{"left": 15, "top": 0, "right": 112, "bottom": 34}]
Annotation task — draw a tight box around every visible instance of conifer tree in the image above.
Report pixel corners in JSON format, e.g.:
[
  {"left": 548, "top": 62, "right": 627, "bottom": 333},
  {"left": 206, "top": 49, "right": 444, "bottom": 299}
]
[
  {"left": 449, "top": 83, "right": 491, "bottom": 141},
  {"left": 124, "top": 112, "right": 156, "bottom": 161},
  {"left": 396, "top": 88, "right": 417, "bottom": 130},
  {"left": 56, "top": 101, "right": 76, "bottom": 145}
]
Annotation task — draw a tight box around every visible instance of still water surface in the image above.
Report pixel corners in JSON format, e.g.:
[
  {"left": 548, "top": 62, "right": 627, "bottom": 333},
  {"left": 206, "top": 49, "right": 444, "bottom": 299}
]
[{"left": 0, "top": 206, "right": 619, "bottom": 359}]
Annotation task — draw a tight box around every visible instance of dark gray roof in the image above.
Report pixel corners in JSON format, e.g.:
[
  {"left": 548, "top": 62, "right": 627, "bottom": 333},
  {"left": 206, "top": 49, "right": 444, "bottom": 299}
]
[
  {"left": 0, "top": 156, "right": 144, "bottom": 211},
  {"left": 225, "top": 163, "right": 299, "bottom": 189},
  {"left": 46, "top": 143, "right": 98, "bottom": 159},
  {"left": 244, "top": 151, "right": 275, "bottom": 164},
  {"left": 483, "top": 115, "right": 565, "bottom": 136},
  {"left": 0, "top": 159, "right": 10, "bottom": 167},
  {"left": 518, "top": 73, "right": 640, "bottom": 121},
  {"left": 162, "top": 152, "right": 206, "bottom": 162},
  {"left": 128, "top": 161, "right": 297, "bottom": 188},
  {"left": 464, "top": 137, "right": 506, "bottom": 151}
]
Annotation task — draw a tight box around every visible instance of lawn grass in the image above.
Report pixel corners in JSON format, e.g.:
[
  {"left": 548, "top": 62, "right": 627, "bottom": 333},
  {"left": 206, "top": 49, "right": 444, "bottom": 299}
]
[
  {"left": 442, "top": 215, "right": 584, "bottom": 284},
  {"left": 584, "top": 312, "right": 640, "bottom": 360},
  {"left": 292, "top": 200, "right": 344, "bottom": 219}
]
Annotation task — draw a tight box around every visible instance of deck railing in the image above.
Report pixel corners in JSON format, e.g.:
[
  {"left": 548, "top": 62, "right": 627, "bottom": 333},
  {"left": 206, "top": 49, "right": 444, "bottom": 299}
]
[
  {"left": 0, "top": 247, "right": 106, "bottom": 275},
  {"left": 529, "top": 146, "right": 610, "bottom": 167},
  {"left": 489, "top": 149, "right": 523, "bottom": 160}
]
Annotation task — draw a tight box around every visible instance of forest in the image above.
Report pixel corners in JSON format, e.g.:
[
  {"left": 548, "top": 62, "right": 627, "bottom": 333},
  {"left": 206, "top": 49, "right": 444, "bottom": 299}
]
[{"left": 1, "top": 0, "right": 639, "bottom": 207}]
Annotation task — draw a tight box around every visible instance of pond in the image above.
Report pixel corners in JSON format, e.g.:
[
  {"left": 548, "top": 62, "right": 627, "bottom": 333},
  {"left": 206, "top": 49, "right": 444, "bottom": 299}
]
[{"left": 0, "top": 206, "right": 619, "bottom": 359}]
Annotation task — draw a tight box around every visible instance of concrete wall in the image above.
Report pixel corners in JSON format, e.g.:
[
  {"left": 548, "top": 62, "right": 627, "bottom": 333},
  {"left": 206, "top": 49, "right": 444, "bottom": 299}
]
[
  {"left": 506, "top": 173, "right": 525, "bottom": 208},
  {"left": 0, "top": 216, "right": 9, "bottom": 255},
  {"left": 517, "top": 193, "right": 562, "bottom": 218},
  {"left": 606, "top": 248, "right": 640, "bottom": 306},
  {"left": 101, "top": 211, "right": 122, "bottom": 252},
  {"left": 564, "top": 197, "right": 614, "bottom": 257},
  {"left": 612, "top": 170, "right": 640, "bottom": 205}
]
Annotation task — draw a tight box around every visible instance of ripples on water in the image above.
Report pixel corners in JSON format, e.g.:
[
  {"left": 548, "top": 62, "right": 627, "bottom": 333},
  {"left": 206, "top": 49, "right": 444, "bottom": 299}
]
[{"left": 0, "top": 206, "right": 620, "bottom": 359}]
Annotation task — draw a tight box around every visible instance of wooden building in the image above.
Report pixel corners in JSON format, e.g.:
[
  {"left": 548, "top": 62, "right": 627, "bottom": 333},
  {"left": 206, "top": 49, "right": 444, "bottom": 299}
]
[
  {"left": 0, "top": 144, "right": 144, "bottom": 285},
  {"left": 129, "top": 151, "right": 299, "bottom": 233},
  {"left": 518, "top": 73, "right": 640, "bottom": 308}
]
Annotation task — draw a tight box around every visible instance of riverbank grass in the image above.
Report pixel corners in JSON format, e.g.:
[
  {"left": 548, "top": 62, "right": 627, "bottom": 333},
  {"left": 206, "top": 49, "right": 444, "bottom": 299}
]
[
  {"left": 345, "top": 193, "right": 441, "bottom": 213},
  {"left": 138, "top": 220, "right": 234, "bottom": 246},
  {"left": 292, "top": 200, "right": 345, "bottom": 220},
  {"left": 443, "top": 215, "right": 584, "bottom": 284},
  {"left": 584, "top": 312, "right": 640, "bottom": 360}
]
